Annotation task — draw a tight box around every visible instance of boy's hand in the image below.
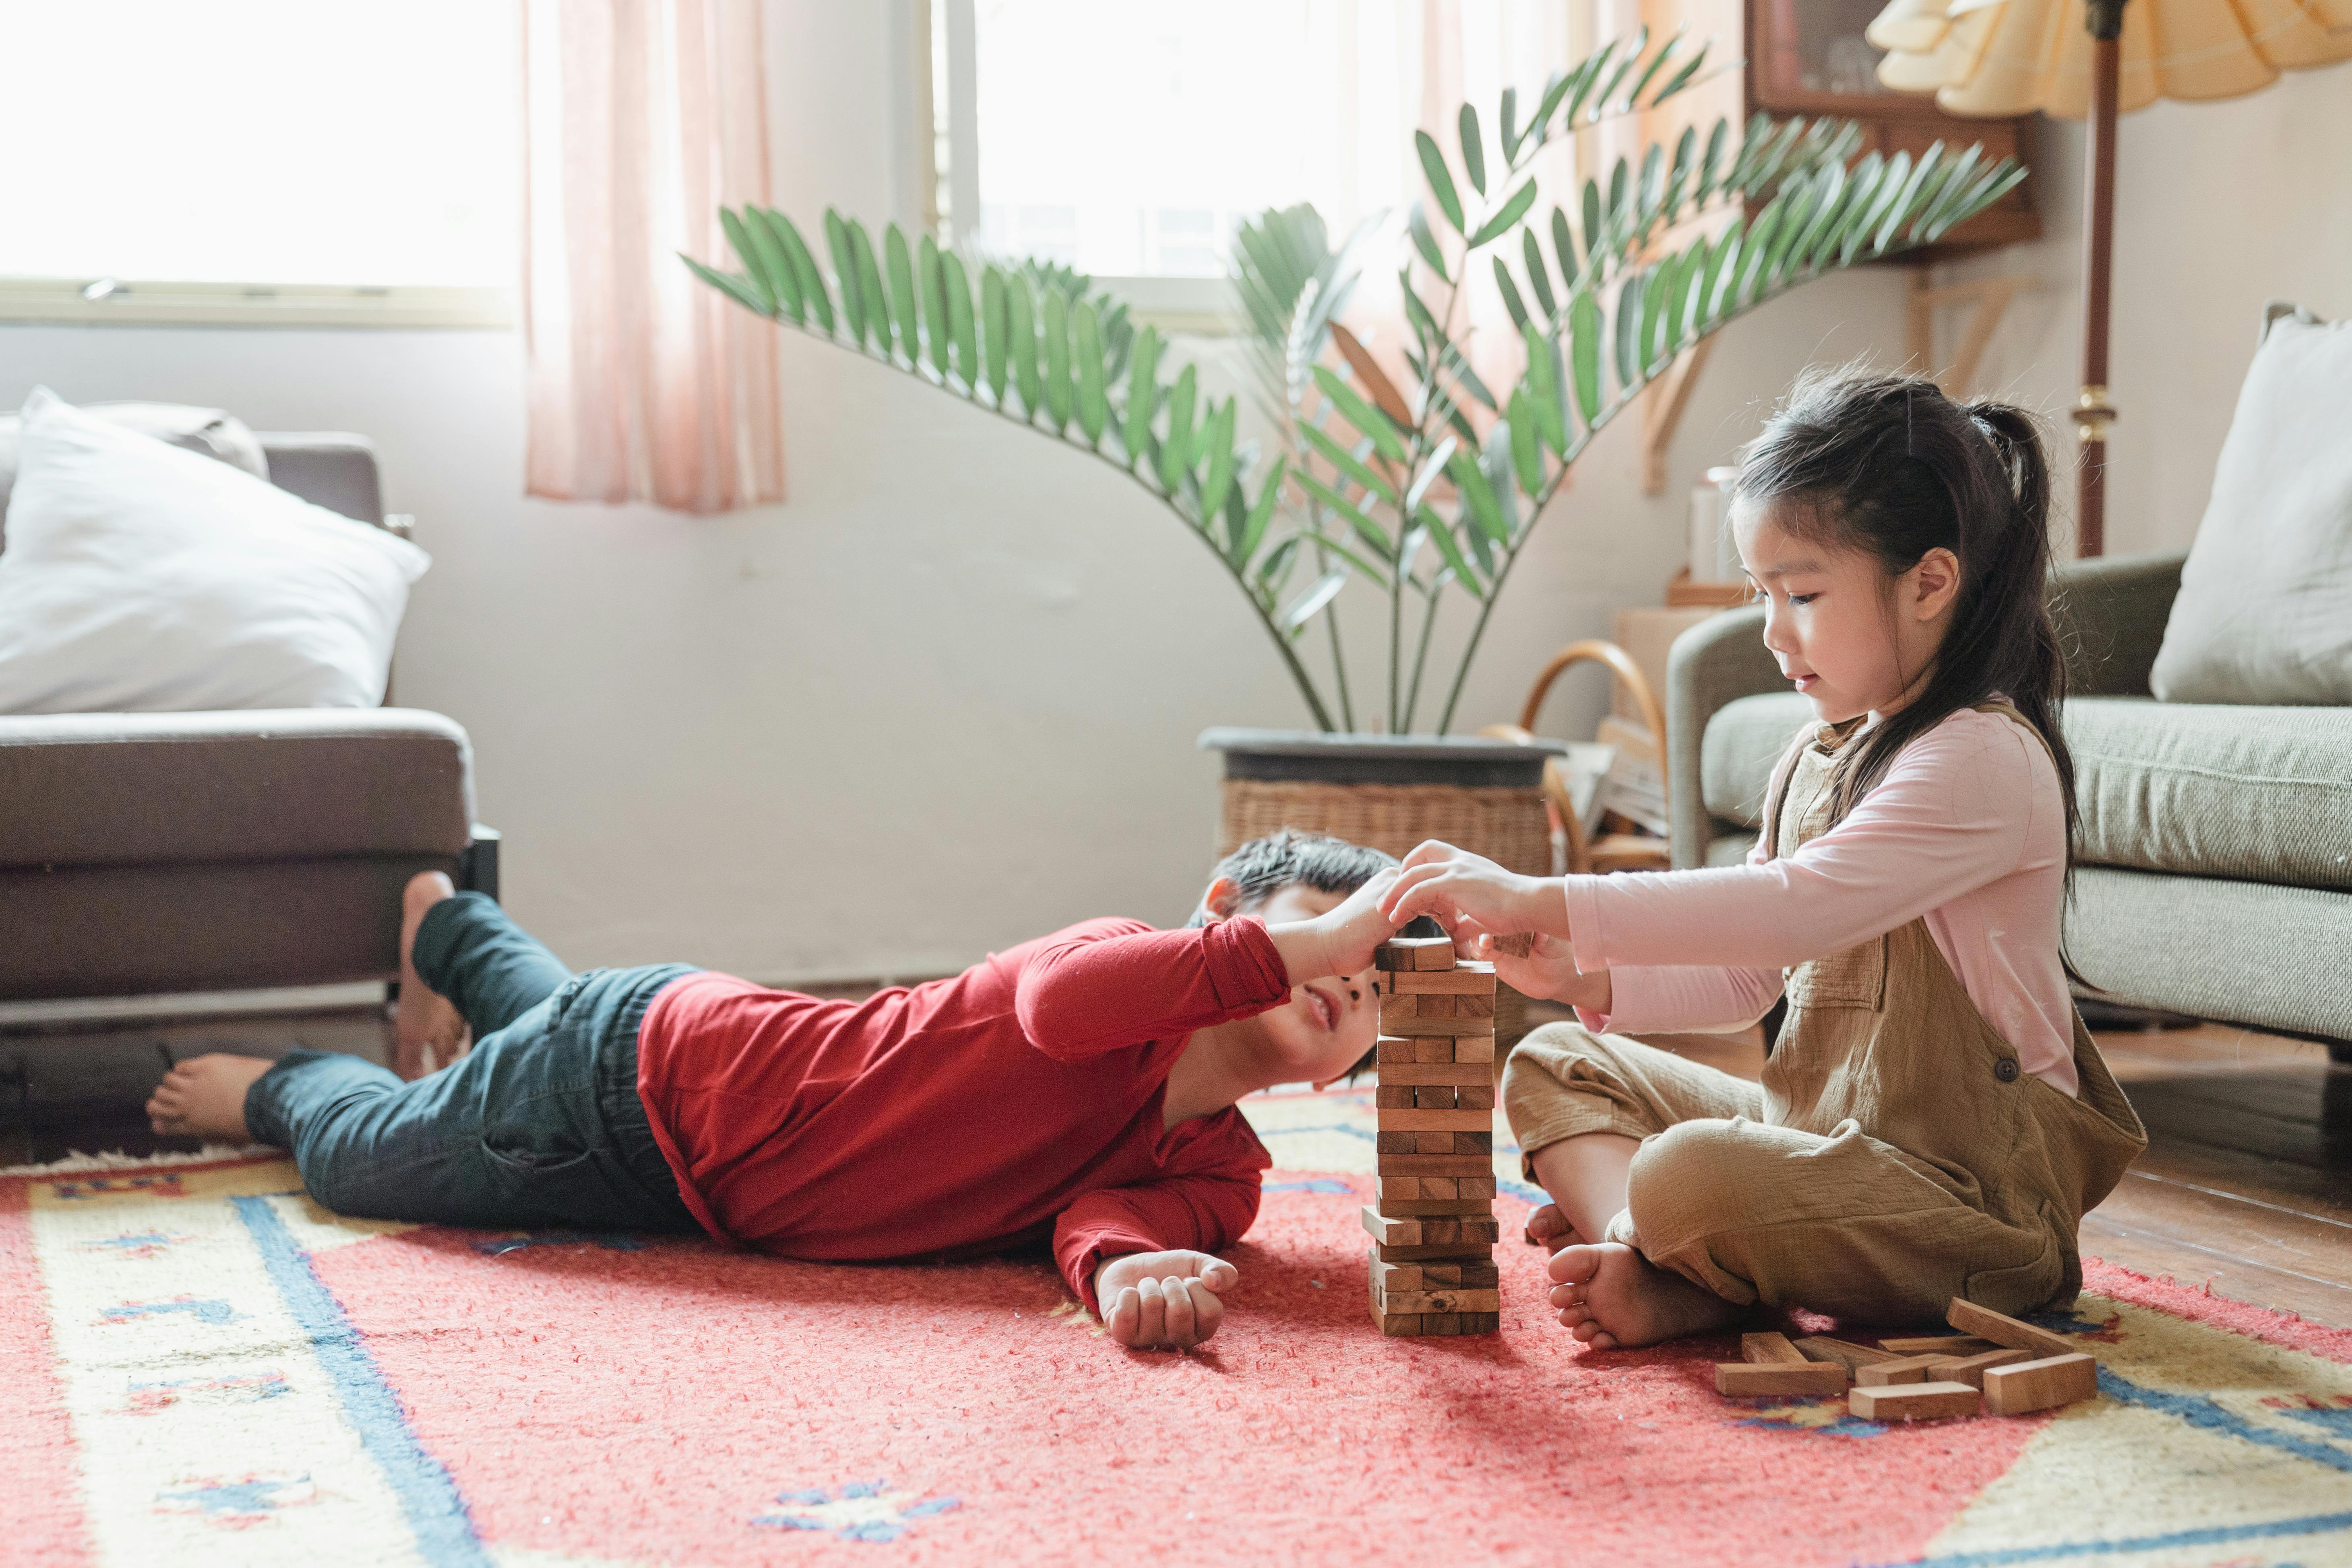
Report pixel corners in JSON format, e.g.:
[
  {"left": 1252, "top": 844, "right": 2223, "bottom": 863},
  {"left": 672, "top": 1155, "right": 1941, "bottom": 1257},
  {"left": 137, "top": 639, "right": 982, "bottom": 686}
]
[
  {"left": 1268, "top": 864, "right": 1406, "bottom": 983},
  {"left": 1381, "top": 841, "right": 1562, "bottom": 946},
  {"left": 1096, "top": 1250, "right": 1236, "bottom": 1350}
]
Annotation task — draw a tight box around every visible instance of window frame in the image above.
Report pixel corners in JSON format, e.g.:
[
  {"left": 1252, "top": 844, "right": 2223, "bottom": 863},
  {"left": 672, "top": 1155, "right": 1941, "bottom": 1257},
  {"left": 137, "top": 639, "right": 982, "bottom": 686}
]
[
  {"left": 933, "top": 0, "right": 1242, "bottom": 336},
  {"left": 0, "top": 277, "right": 513, "bottom": 330}
]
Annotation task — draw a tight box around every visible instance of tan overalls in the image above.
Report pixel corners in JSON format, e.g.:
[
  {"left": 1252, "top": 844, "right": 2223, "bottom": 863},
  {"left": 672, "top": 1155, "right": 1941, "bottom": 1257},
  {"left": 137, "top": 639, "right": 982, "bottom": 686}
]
[{"left": 1501, "top": 706, "right": 2148, "bottom": 1322}]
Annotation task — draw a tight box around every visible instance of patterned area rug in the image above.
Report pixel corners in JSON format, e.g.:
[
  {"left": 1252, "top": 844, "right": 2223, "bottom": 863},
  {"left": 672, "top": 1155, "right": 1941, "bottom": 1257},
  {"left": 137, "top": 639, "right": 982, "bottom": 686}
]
[{"left": 6, "top": 1086, "right": 2351, "bottom": 1567}]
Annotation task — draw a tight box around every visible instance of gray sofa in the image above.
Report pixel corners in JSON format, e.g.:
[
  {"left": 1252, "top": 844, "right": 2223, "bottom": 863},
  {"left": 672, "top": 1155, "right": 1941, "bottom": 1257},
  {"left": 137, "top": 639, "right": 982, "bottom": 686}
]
[
  {"left": 0, "top": 424, "right": 492, "bottom": 1001},
  {"left": 1668, "top": 550, "right": 2352, "bottom": 1057}
]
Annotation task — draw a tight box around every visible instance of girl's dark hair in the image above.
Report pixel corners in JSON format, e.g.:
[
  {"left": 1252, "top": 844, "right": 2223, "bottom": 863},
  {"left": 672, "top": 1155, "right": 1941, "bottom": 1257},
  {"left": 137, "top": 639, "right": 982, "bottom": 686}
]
[{"left": 1735, "top": 368, "right": 2077, "bottom": 868}]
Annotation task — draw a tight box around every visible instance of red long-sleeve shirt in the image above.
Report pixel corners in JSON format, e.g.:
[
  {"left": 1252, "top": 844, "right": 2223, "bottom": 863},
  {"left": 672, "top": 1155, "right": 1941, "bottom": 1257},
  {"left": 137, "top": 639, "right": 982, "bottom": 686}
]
[{"left": 632, "top": 917, "right": 1286, "bottom": 1309}]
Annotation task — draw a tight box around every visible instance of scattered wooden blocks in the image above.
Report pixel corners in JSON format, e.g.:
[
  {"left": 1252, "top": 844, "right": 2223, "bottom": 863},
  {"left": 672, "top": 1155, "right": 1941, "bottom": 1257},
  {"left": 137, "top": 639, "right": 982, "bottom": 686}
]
[
  {"left": 1489, "top": 933, "right": 1537, "bottom": 957},
  {"left": 1929, "top": 1347, "right": 2037, "bottom": 1389},
  {"left": 1946, "top": 1298, "right": 2083, "bottom": 1363},
  {"left": 1742, "top": 1332, "right": 1811, "bottom": 1366},
  {"left": 1855, "top": 1355, "right": 1948, "bottom": 1387},
  {"left": 1849, "top": 1381, "right": 1982, "bottom": 1421},
  {"left": 1982, "top": 1353, "right": 2099, "bottom": 1415},
  {"left": 1715, "top": 1361, "right": 1850, "bottom": 1397},
  {"left": 1366, "top": 937, "right": 1500, "bottom": 1337},
  {"left": 1793, "top": 1336, "right": 1906, "bottom": 1371}
]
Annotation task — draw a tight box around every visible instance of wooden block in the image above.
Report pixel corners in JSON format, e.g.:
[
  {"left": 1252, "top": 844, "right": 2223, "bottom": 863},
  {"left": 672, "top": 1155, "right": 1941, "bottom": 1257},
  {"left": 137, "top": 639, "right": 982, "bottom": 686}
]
[
  {"left": 1455, "top": 1177, "right": 1496, "bottom": 1199},
  {"left": 1417, "top": 994, "right": 1459, "bottom": 1018},
  {"left": 1361, "top": 1209, "right": 1497, "bottom": 1247},
  {"left": 1372, "top": 1062, "right": 1489, "bottom": 1086},
  {"left": 1413, "top": 1037, "right": 1456, "bottom": 1063},
  {"left": 1946, "top": 1298, "right": 2082, "bottom": 1363},
  {"left": 1451, "top": 1036, "right": 1497, "bottom": 1064},
  {"left": 1877, "top": 1334, "right": 1999, "bottom": 1356},
  {"left": 1793, "top": 1336, "right": 1906, "bottom": 1372},
  {"left": 1451, "top": 1132, "right": 1493, "bottom": 1154},
  {"left": 1414, "top": 1085, "right": 1457, "bottom": 1110},
  {"left": 1455, "top": 1263, "right": 1500, "bottom": 1288},
  {"left": 1376, "top": 1085, "right": 1416, "bottom": 1109},
  {"left": 1374, "top": 1310, "right": 1424, "bottom": 1336},
  {"left": 1929, "top": 1347, "right": 2036, "bottom": 1389},
  {"left": 1374, "top": 1108, "right": 1490, "bottom": 1132},
  {"left": 1422, "top": 1312, "right": 1466, "bottom": 1335},
  {"left": 1369, "top": 1259, "right": 1423, "bottom": 1294},
  {"left": 1374, "top": 1177, "right": 1422, "bottom": 1200},
  {"left": 1414, "top": 1177, "right": 1459, "bottom": 1199},
  {"left": 1417, "top": 1262, "right": 1460, "bottom": 1286},
  {"left": 1714, "top": 1362, "right": 1850, "bottom": 1397},
  {"left": 1413, "top": 1133, "right": 1458, "bottom": 1154},
  {"left": 1377, "top": 1198, "right": 1493, "bottom": 1217},
  {"left": 1453, "top": 993, "right": 1495, "bottom": 1020},
  {"left": 1376, "top": 1039, "right": 1419, "bottom": 1065},
  {"left": 1379, "top": 996, "right": 1421, "bottom": 1028},
  {"left": 1742, "top": 1332, "right": 1809, "bottom": 1366},
  {"left": 1856, "top": 1355, "right": 1947, "bottom": 1387},
  {"left": 1489, "top": 932, "right": 1536, "bottom": 958},
  {"left": 1848, "top": 1381, "right": 1982, "bottom": 1421},
  {"left": 1982, "top": 1353, "right": 2098, "bottom": 1415},
  {"left": 1370, "top": 1240, "right": 1496, "bottom": 1262},
  {"left": 1387, "top": 965, "right": 1496, "bottom": 994},
  {"left": 1457, "top": 1084, "right": 1496, "bottom": 1111},
  {"left": 1458, "top": 1312, "right": 1500, "bottom": 1334},
  {"left": 1373, "top": 1287, "right": 1503, "bottom": 1314},
  {"left": 1375, "top": 936, "right": 1456, "bottom": 971},
  {"left": 1384, "top": 1014, "right": 1500, "bottom": 1039},
  {"left": 1375, "top": 1132, "right": 1417, "bottom": 1154},
  {"left": 1374, "top": 1153, "right": 1492, "bottom": 1176}
]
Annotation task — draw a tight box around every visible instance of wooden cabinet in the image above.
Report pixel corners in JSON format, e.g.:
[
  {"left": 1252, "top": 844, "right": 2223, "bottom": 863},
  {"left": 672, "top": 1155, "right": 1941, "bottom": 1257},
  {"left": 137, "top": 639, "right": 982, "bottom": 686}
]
[{"left": 1745, "top": 0, "right": 2040, "bottom": 252}]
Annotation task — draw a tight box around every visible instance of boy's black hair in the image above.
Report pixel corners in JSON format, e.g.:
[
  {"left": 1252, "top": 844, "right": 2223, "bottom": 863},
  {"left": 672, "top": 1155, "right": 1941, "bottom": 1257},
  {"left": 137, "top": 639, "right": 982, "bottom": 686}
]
[
  {"left": 1736, "top": 367, "right": 2081, "bottom": 969},
  {"left": 1188, "top": 828, "right": 1408, "bottom": 1081},
  {"left": 1184, "top": 827, "right": 1399, "bottom": 927}
]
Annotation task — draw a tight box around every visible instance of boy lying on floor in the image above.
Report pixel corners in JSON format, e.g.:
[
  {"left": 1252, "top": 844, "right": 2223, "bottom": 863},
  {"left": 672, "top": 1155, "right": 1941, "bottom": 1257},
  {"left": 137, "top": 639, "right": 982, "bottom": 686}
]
[{"left": 148, "top": 830, "right": 1404, "bottom": 1351}]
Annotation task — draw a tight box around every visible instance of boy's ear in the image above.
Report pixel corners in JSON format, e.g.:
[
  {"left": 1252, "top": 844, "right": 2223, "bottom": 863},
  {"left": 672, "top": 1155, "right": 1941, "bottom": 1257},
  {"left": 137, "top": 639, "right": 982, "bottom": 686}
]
[{"left": 1200, "top": 875, "right": 1243, "bottom": 923}]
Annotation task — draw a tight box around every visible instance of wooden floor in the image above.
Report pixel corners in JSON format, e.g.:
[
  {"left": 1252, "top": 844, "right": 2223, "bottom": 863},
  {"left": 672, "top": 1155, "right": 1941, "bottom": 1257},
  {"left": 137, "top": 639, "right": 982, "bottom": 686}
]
[{"left": 7, "top": 1003, "right": 2348, "bottom": 1327}]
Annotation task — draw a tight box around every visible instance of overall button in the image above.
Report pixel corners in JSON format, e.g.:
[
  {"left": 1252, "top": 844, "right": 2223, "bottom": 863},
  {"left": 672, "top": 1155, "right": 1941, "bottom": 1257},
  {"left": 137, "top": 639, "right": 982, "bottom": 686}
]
[{"left": 1994, "top": 1058, "right": 2021, "bottom": 1083}]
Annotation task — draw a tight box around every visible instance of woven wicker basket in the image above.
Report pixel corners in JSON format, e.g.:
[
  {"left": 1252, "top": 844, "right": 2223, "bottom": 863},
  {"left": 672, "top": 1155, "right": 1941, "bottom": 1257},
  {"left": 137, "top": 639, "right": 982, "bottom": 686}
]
[{"left": 1200, "top": 730, "right": 1565, "bottom": 1049}]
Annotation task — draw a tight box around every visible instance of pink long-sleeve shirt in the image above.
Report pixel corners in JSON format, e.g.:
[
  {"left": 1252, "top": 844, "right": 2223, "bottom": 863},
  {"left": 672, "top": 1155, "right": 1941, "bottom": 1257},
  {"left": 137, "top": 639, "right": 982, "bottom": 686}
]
[{"left": 1565, "top": 706, "right": 2080, "bottom": 1095}]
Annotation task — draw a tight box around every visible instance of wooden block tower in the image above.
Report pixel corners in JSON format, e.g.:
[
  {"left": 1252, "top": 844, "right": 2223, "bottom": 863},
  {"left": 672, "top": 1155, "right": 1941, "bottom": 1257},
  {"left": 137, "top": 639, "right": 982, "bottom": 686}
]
[{"left": 1364, "top": 934, "right": 1501, "bottom": 1335}]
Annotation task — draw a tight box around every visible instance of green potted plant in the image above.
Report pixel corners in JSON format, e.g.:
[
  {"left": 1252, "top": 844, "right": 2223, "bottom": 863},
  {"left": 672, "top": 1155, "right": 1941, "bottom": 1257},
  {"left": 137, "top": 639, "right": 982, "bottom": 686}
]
[{"left": 684, "top": 31, "right": 2022, "bottom": 884}]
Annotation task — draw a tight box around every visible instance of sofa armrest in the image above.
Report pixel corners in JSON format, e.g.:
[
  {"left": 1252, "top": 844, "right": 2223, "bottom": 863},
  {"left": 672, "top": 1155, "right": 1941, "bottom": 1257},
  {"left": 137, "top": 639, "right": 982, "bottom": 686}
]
[
  {"left": 1666, "top": 605, "right": 1781, "bottom": 868},
  {"left": 2051, "top": 549, "right": 2185, "bottom": 697}
]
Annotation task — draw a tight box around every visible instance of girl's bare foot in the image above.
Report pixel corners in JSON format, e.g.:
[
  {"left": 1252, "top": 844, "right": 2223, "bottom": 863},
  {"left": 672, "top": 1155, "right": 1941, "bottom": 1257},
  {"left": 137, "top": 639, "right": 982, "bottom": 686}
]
[
  {"left": 1523, "top": 1202, "right": 1585, "bottom": 1253},
  {"left": 145, "top": 1054, "right": 275, "bottom": 1142},
  {"left": 395, "top": 871, "right": 468, "bottom": 1080},
  {"left": 1546, "top": 1241, "right": 1744, "bottom": 1349}
]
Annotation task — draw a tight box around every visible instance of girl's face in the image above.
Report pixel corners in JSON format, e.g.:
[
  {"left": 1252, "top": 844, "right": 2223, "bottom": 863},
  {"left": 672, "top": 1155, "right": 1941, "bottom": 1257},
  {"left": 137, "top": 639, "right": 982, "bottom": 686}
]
[{"left": 1732, "top": 498, "right": 1961, "bottom": 724}]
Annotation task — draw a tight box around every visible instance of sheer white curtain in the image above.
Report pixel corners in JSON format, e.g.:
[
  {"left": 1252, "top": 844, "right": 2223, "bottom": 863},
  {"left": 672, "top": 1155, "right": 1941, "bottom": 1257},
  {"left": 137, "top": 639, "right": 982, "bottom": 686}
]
[{"left": 523, "top": 0, "right": 785, "bottom": 514}]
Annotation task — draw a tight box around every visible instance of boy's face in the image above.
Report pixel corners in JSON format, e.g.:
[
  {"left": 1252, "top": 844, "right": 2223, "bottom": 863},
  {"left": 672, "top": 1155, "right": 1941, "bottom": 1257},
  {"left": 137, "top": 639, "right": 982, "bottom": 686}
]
[{"left": 1237, "top": 883, "right": 1383, "bottom": 1083}]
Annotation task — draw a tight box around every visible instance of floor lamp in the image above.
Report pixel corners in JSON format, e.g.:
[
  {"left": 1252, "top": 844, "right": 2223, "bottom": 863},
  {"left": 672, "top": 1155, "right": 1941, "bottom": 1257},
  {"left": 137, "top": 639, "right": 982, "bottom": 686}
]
[{"left": 1866, "top": 0, "right": 2352, "bottom": 556}]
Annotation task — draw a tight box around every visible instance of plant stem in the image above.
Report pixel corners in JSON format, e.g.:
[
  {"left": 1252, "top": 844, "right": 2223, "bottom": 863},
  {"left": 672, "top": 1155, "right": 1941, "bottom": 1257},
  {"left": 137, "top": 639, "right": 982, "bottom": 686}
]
[
  {"left": 1323, "top": 568, "right": 1357, "bottom": 731},
  {"left": 1403, "top": 584, "right": 1442, "bottom": 733}
]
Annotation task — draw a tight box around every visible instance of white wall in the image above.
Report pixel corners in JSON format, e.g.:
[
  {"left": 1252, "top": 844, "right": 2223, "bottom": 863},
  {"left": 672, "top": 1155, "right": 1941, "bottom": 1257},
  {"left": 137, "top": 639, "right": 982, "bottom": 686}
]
[
  {"left": 10, "top": 0, "right": 2083, "bottom": 984},
  {"left": 1931, "top": 66, "right": 2352, "bottom": 557}
]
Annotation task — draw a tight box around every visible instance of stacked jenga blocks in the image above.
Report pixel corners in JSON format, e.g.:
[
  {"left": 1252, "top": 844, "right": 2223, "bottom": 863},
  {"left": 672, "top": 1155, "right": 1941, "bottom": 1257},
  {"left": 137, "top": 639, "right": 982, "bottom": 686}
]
[{"left": 1364, "top": 935, "right": 1500, "bottom": 1337}]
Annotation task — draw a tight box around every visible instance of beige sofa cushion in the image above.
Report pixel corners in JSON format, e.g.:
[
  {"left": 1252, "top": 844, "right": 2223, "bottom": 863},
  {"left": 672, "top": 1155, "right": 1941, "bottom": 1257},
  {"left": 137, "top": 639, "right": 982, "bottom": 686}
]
[{"left": 1699, "top": 692, "right": 2352, "bottom": 891}]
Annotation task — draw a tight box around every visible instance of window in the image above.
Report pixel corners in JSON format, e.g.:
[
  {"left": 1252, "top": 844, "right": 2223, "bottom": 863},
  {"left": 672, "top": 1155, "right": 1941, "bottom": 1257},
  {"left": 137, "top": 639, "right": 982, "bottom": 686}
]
[{"left": 0, "top": 1, "right": 520, "bottom": 326}]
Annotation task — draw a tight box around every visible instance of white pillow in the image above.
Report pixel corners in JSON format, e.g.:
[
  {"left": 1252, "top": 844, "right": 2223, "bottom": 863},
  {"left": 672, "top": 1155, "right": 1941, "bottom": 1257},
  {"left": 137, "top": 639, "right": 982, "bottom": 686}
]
[
  {"left": 2151, "top": 310, "right": 2352, "bottom": 705},
  {"left": 0, "top": 388, "right": 429, "bottom": 713}
]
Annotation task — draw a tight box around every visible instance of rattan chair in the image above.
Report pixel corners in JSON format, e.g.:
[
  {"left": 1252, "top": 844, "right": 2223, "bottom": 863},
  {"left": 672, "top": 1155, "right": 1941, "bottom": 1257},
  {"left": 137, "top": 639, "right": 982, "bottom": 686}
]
[{"left": 1482, "top": 639, "right": 1673, "bottom": 876}]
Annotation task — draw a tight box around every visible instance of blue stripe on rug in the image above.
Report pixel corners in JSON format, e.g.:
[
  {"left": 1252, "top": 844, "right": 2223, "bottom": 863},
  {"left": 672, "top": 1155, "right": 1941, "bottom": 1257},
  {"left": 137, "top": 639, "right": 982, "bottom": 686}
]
[
  {"left": 1859, "top": 1508, "right": 2352, "bottom": 1567},
  {"left": 231, "top": 1196, "right": 488, "bottom": 1566}
]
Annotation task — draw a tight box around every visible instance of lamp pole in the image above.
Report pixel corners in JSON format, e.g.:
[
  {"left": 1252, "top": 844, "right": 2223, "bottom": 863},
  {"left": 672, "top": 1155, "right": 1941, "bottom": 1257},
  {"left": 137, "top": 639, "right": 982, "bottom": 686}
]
[{"left": 2074, "top": 0, "right": 2126, "bottom": 557}]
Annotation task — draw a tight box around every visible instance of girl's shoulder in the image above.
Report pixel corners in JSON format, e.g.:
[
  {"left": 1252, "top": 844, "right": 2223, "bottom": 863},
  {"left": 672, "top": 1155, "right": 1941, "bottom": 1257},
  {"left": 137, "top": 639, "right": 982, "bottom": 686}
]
[{"left": 1889, "top": 703, "right": 2061, "bottom": 798}]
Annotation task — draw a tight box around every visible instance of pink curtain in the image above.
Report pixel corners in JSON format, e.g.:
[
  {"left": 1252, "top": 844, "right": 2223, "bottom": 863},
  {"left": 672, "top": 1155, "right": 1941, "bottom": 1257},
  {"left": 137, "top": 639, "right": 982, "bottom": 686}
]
[{"left": 523, "top": 0, "right": 785, "bottom": 514}]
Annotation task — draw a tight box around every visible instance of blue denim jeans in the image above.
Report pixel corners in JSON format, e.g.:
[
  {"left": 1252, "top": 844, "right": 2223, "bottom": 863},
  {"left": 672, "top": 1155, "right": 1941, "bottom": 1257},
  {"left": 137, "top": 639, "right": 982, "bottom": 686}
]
[{"left": 244, "top": 893, "right": 703, "bottom": 1234}]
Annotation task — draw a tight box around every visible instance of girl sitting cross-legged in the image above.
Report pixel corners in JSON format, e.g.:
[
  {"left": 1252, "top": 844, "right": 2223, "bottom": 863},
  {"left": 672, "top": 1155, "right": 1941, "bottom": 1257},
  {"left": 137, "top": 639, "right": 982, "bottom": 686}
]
[{"left": 1382, "top": 369, "right": 2147, "bottom": 1349}]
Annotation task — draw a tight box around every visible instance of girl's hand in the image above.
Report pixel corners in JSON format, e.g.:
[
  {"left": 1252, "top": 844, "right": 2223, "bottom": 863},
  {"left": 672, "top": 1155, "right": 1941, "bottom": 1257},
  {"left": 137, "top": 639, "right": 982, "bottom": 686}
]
[
  {"left": 1381, "top": 841, "right": 1562, "bottom": 947},
  {"left": 1465, "top": 929, "right": 1609, "bottom": 1013},
  {"left": 1096, "top": 1250, "right": 1236, "bottom": 1350}
]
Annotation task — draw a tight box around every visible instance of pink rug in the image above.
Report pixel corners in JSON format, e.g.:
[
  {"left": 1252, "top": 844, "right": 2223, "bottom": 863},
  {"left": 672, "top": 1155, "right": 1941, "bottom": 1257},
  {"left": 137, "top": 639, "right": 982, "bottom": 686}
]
[{"left": 7, "top": 1091, "right": 2352, "bottom": 1566}]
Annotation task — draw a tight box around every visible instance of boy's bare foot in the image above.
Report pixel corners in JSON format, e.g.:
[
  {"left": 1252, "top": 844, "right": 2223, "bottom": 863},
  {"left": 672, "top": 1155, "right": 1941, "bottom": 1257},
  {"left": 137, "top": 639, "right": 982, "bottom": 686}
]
[
  {"left": 1547, "top": 1241, "right": 1744, "bottom": 1349},
  {"left": 145, "top": 1054, "right": 275, "bottom": 1143},
  {"left": 395, "top": 871, "right": 468, "bottom": 1080},
  {"left": 1523, "top": 1202, "right": 1585, "bottom": 1253}
]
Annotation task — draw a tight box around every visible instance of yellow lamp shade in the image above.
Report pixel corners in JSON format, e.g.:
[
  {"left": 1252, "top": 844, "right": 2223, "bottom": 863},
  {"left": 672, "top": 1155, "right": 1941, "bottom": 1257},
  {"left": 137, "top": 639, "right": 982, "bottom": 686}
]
[{"left": 1867, "top": 0, "right": 2352, "bottom": 116}]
